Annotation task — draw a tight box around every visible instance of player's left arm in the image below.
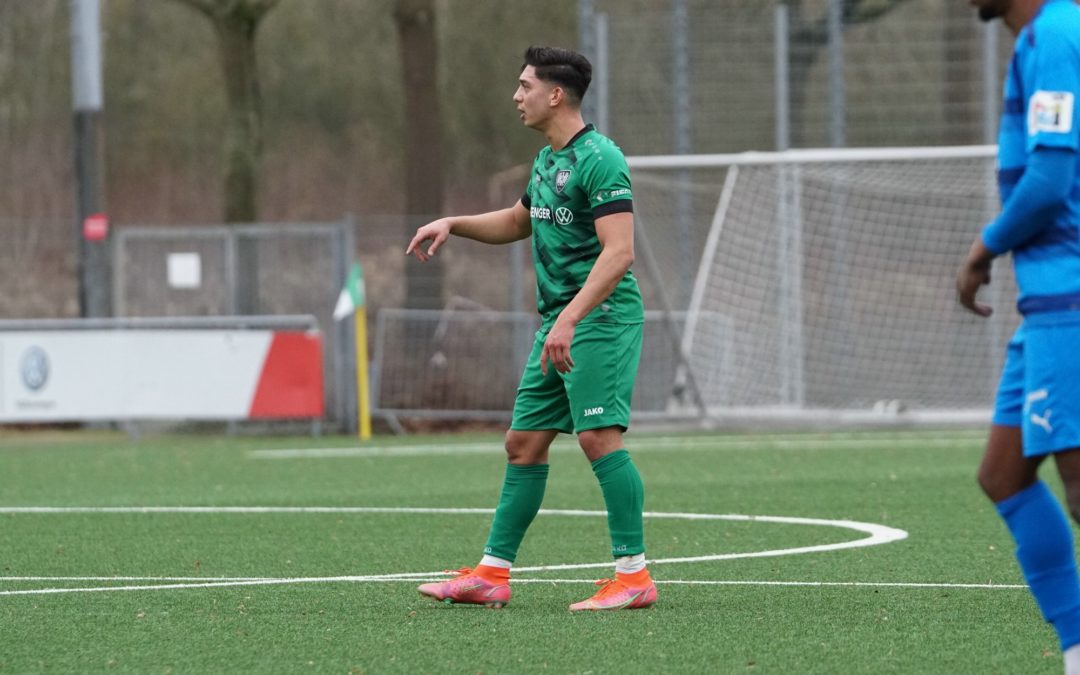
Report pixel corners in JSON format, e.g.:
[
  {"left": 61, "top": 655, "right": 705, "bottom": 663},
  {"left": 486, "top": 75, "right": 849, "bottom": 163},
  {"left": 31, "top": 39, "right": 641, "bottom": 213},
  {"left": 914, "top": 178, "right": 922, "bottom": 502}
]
[
  {"left": 959, "top": 148, "right": 1079, "bottom": 316},
  {"left": 987, "top": 24, "right": 1080, "bottom": 251},
  {"left": 540, "top": 211, "right": 634, "bottom": 375},
  {"left": 958, "top": 26, "right": 1080, "bottom": 317}
]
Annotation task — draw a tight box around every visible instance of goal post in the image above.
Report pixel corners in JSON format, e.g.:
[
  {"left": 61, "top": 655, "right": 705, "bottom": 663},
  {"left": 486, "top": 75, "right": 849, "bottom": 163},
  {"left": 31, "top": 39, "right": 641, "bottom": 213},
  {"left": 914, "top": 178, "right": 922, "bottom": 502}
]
[{"left": 627, "top": 145, "right": 1013, "bottom": 427}]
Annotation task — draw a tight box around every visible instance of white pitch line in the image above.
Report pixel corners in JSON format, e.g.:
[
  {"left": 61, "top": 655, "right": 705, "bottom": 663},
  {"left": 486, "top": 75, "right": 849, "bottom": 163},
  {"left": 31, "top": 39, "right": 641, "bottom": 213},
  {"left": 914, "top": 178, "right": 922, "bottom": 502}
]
[
  {"left": 0, "top": 576, "right": 1027, "bottom": 597},
  {"left": 0, "top": 507, "right": 909, "bottom": 572},
  {"left": 0, "top": 506, "right": 499, "bottom": 515},
  {"left": 0, "top": 576, "right": 273, "bottom": 582},
  {"left": 645, "top": 580, "right": 1027, "bottom": 589},
  {"left": 0, "top": 575, "right": 413, "bottom": 597},
  {"left": 246, "top": 433, "right": 986, "bottom": 459},
  {"left": 0, "top": 506, "right": 911, "bottom": 596}
]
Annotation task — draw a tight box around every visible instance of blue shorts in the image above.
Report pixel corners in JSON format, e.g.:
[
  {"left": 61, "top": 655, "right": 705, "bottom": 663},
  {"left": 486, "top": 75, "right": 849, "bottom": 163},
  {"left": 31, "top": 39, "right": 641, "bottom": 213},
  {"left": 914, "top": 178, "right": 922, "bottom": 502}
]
[{"left": 992, "top": 312, "right": 1080, "bottom": 456}]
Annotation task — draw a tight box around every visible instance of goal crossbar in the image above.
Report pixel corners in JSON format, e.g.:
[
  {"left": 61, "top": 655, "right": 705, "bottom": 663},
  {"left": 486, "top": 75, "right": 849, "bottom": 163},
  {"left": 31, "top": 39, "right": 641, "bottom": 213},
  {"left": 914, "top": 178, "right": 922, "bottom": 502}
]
[{"left": 628, "top": 144, "right": 996, "bottom": 170}]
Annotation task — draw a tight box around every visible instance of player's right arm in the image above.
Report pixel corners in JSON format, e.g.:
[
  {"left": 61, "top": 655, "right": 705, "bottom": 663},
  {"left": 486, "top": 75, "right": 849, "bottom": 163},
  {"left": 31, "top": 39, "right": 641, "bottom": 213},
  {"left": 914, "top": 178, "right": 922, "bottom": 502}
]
[
  {"left": 956, "top": 237, "right": 995, "bottom": 318},
  {"left": 406, "top": 201, "right": 531, "bottom": 262}
]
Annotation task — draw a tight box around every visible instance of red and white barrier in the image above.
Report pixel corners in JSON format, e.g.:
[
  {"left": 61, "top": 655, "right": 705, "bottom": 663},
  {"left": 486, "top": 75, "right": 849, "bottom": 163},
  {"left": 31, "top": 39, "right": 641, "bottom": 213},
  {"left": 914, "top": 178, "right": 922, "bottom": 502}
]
[{"left": 0, "top": 330, "right": 324, "bottom": 422}]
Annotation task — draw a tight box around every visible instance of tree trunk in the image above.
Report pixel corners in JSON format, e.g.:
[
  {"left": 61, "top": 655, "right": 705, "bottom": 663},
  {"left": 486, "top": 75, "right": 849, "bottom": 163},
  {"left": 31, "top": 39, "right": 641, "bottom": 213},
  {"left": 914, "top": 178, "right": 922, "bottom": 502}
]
[
  {"left": 788, "top": 1, "right": 827, "bottom": 148},
  {"left": 213, "top": 12, "right": 261, "bottom": 223},
  {"left": 943, "top": 1, "right": 979, "bottom": 145},
  {"left": 171, "top": 0, "right": 277, "bottom": 316},
  {"left": 786, "top": 0, "right": 913, "bottom": 147},
  {"left": 395, "top": 0, "right": 445, "bottom": 310},
  {"left": 171, "top": 0, "right": 277, "bottom": 224}
]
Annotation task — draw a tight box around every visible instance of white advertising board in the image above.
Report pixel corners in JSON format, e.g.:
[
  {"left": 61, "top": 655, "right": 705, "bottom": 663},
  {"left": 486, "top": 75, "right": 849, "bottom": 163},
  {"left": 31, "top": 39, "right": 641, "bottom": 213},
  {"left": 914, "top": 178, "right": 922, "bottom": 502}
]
[{"left": 0, "top": 330, "right": 272, "bottom": 421}]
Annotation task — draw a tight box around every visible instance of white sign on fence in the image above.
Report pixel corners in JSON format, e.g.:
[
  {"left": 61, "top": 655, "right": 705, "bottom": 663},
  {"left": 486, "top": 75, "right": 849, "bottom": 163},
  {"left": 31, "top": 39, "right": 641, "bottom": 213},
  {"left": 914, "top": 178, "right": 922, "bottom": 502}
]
[{"left": 0, "top": 330, "right": 323, "bottom": 422}]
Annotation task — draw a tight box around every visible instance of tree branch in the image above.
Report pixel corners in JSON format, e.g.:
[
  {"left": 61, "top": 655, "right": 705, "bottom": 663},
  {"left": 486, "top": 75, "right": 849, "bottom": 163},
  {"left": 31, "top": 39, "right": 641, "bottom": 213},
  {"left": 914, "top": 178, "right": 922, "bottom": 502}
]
[
  {"left": 842, "top": 0, "right": 911, "bottom": 25},
  {"left": 169, "top": 0, "right": 217, "bottom": 18},
  {"left": 169, "top": 0, "right": 282, "bottom": 22}
]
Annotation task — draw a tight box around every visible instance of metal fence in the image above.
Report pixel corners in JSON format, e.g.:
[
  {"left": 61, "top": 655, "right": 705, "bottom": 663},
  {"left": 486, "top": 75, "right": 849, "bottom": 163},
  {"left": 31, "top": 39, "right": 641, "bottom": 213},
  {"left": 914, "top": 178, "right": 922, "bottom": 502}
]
[
  {"left": 579, "top": 0, "right": 1007, "bottom": 154},
  {"left": 1, "top": 1, "right": 1023, "bottom": 433},
  {"left": 111, "top": 219, "right": 356, "bottom": 431},
  {"left": 370, "top": 308, "right": 698, "bottom": 426}
]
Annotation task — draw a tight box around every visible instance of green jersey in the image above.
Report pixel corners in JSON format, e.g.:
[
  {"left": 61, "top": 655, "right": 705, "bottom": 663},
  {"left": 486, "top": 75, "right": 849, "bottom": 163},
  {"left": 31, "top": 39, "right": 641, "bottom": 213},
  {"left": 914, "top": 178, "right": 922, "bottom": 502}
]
[{"left": 521, "top": 124, "right": 644, "bottom": 327}]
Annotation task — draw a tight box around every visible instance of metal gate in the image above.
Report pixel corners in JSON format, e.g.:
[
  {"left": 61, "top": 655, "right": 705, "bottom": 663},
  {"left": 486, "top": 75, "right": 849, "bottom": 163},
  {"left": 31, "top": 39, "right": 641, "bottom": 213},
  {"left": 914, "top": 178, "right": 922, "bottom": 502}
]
[{"left": 111, "top": 219, "right": 356, "bottom": 430}]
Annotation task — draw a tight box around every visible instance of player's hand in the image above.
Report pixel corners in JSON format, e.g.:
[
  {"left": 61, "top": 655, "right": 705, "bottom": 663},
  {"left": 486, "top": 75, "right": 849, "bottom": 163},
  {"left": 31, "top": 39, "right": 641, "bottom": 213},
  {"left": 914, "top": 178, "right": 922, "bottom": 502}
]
[
  {"left": 540, "top": 315, "right": 577, "bottom": 375},
  {"left": 406, "top": 218, "right": 453, "bottom": 262},
  {"left": 956, "top": 238, "right": 995, "bottom": 318}
]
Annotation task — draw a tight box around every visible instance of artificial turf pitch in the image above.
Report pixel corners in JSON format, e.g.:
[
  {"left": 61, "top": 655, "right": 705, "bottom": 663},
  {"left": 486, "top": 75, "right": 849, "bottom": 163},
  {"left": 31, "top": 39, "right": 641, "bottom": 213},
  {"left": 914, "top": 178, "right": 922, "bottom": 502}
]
[{"left": 0, "top": 429, "right": 1066, "bottom": 673}]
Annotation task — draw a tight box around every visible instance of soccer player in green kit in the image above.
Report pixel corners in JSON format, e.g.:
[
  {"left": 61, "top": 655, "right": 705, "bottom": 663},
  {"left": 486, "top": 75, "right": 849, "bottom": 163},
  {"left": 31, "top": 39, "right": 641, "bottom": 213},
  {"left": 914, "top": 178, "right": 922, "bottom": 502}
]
[{"left": 407, "top": 46, "right": 655, "bottom": 611}]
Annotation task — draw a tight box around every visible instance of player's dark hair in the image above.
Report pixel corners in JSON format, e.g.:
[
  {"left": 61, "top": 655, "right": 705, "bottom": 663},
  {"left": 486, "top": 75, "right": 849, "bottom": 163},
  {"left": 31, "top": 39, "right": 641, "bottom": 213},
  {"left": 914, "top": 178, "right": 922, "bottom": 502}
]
[{"left": 522, "top": 46, "right": 592, "bottom": 106}]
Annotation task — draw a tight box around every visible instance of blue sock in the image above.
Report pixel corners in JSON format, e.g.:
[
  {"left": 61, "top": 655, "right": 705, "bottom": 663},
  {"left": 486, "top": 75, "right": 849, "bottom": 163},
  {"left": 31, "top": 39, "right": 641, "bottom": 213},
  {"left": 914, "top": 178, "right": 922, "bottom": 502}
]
[{"left": 997, "top": 481, "right": 1080, "bottom": 650}]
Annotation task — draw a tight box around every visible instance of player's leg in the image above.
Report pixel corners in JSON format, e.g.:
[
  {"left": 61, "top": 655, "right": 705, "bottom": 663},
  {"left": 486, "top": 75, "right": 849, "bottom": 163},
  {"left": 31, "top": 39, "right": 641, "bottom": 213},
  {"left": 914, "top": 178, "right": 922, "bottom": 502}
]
[
  {"left": 577, "top": 426, "right": 645, "bottom": 566},
  {"left": 564, "top": 322, "right": 654, "bottom": 610},
  {"left": 478, "top": 428, "right": 559, "bottom": 572},
  {"left": 1054, "top": 450, "right": 1080, "bottom": 674},
  {"left": 571, "top": 425, "right": 656, "bottom": 611},
  {"left": 1056, "top": 450, "right": 1080, "bottom": 526},
  {"left": 1028, "top": 317, "right": 1080, "bottom": 669},
  {"left": 976, "top": 424, "right": 1041, "bottom": 503},
  {"left": 981, "top": 427, "right": 1080, "bottom": 666},
  {"left": 986, "top": 321, "right": 1080, "bottom": 666},
  {"left": 419, "top": 329, "right": 570, "bottom": 608},
  {"left": 416, "top": 428, "right": 559, "bottom": 608}
]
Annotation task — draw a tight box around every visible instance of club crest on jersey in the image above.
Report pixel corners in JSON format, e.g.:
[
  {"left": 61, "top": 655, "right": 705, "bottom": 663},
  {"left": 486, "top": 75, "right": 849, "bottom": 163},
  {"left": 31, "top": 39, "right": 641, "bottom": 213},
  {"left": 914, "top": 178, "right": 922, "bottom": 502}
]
[{"left": 555, "top": 170, "right": 572, "bottom": 194}]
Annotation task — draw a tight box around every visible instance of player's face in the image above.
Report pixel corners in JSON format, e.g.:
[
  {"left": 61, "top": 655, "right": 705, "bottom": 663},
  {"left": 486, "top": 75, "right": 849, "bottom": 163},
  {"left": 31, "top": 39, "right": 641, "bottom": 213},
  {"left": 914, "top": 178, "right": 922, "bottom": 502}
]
[
  {"left": 513, "top": 66, "right": 554, "bottom": 129},
  {"left": 968, "top": 0, "right": 1010, "bottom": 22}
]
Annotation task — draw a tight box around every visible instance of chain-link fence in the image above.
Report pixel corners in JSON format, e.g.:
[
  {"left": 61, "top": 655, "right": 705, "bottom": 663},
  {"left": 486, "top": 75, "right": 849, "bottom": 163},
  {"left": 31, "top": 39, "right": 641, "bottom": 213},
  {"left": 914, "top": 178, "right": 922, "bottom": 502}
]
[
  {"left": 579, "top": 0, "right": 1008, "bottom": 155},
  {"left": 371, "top": 309, "right": 696, "bottom": 425},
  {"left": 1, "top": 1, "right": 1021, "bottom": 430},
  {"left": 111, "top": 220, "right": 356, "bottom": 430},
  {"left": 3, "top": 1, "right": 1013, "bottom": 316}
]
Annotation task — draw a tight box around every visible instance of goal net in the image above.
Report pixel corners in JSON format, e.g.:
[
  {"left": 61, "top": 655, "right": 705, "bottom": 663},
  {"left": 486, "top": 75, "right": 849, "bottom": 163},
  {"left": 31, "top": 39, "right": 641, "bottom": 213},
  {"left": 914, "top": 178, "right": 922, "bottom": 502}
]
[{"left": 628, "top": 145, "right": 1016, "bottom": 426}]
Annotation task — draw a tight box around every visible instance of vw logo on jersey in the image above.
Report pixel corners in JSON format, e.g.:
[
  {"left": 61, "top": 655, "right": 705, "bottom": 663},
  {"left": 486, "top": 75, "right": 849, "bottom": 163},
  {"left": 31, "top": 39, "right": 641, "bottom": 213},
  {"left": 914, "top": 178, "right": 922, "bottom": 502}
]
[
  {"left": 20, "top": 345, "right": 49, "bottom": 392},
  {"left": 555, "top": 169, "right": 572, "bottom": 194},
  {"left": 555, "top": 207, "right": 574, "bottom": 225}
]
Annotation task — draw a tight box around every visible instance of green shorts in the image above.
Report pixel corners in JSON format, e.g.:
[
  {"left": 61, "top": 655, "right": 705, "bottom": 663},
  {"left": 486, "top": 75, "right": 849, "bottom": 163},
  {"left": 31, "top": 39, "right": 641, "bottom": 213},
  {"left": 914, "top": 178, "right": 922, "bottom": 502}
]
[{"left": 510, "top": 322, "right": 643, "bottom": 434}]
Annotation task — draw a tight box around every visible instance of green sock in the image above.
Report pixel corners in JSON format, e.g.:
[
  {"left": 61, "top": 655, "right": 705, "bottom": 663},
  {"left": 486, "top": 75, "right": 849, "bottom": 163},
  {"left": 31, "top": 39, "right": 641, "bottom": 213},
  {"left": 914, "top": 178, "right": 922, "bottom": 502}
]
[
  {"left": 591, "top": 449, "right": 645, "bottom": 557},
  {"left": 483, "top": 463, "right": 549, "bottom": 563}
]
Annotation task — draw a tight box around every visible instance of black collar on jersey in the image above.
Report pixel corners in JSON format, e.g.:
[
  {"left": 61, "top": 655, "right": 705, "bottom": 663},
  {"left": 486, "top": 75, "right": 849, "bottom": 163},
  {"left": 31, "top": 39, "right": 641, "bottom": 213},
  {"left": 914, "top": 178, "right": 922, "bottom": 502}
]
[{"left": 560, "top": 123, "right": 595, "bottom": 150}]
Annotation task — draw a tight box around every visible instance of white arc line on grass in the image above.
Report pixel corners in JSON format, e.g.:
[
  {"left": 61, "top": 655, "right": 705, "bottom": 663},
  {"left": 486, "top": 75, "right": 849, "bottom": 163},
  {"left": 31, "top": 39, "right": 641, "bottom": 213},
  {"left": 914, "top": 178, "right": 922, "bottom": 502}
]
[
  {"left": 0, "top": 577, "right": 1027, "bottom": 597},
  {"left": 246, "top": 433, "right": 987, "bottom": 459},
  {"left": 0, "top": 507, "right": 909, "bottom": 596}
]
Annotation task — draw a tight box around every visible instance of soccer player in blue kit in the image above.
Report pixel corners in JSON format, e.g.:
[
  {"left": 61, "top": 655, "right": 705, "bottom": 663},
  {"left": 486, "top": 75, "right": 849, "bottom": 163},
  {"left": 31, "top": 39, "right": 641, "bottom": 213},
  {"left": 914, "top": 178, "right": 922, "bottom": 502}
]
[{"left": 958, "top": 1, "right": 1080, "bottom": 671}]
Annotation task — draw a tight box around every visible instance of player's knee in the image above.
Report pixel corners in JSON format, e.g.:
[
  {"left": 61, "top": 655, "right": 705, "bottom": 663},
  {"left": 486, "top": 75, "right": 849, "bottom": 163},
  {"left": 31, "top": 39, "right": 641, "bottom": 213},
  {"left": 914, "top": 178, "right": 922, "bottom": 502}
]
[
  {"left": 976, "top": 467, "right": 1008, "bottom": 502},
  {"left": 1063, "top": 487, "right": 1080, "bottom": 527},
  {"left": 1068, "top": 502, "right": 1080, "bottom": 528},
  {"left": 504, "top": 430, "right": 543, "bottom": 464},
  {"left": 976, "top": 466, "right": 1033, "bottom": 504},
  {"left": 577, "top": 428, "right": 622, "bottom": 460}
]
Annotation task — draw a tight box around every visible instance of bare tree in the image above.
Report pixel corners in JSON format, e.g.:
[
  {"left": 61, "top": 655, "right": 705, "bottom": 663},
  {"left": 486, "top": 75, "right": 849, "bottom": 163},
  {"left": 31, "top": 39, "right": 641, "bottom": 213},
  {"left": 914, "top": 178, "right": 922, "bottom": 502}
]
[
  {"left": 171, "top": 0, "right": 280, "bottom": 223},
  {"left": 395, "top": 0, "right": 445, "bottom": 309},
  {"left": 786, "top": 0, "right": 913, "bottom": 146},
  {"left": 943, "top": 0, "right": 982, "bottom": 145}
]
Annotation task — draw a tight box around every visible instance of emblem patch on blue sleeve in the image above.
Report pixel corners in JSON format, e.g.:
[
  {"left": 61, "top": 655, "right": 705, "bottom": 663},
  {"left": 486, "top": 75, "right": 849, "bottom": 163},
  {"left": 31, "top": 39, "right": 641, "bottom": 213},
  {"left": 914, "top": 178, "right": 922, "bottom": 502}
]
[{"left": 1028, "top": 90, "right": 1074, "bottom": 135}]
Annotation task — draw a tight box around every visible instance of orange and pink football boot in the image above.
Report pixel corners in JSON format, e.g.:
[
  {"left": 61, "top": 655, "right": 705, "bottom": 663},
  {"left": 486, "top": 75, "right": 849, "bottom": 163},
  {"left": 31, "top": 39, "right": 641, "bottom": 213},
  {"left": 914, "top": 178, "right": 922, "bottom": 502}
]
[{"left": 418, "top": 566, "right": 511, "bottom": 609}]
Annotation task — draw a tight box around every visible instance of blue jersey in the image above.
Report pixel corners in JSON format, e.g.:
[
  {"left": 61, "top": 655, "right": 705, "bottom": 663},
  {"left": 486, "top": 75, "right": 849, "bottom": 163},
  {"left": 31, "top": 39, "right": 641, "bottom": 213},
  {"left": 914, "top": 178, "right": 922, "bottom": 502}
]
[{"left": 994, "top": 0, "right": 1080, "bottom": 313}]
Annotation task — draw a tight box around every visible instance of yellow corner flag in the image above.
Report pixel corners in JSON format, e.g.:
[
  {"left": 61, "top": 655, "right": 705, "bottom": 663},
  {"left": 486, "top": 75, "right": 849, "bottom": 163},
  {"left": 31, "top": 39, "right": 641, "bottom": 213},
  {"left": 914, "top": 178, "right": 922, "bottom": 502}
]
[{"left": 334, "top": 263, "right": 371, "bottom": 440}]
